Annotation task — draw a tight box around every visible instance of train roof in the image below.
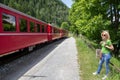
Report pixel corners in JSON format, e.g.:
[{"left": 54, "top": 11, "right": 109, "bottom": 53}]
[
  {"left": 0, "top": 3, "right": 68, "bottom": 32},
  {"left": 0, "top": 3, "right": 47, "bottom": 25}
]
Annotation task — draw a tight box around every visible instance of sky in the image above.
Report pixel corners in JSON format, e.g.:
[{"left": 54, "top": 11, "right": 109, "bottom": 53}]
[{"left": 61, "top": 0, "right": 73, "bottom": 8}]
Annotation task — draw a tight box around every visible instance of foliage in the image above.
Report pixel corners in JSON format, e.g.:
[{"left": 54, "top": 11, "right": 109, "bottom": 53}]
[
  {"left": 69, "top": 0, "right": 120, "bottom": 43},
  {"left": 0, "top": 0, "right": 69, "bottom": 27},
  {"left": 61, "top": 22, "right": 69, "bottom": 30}
]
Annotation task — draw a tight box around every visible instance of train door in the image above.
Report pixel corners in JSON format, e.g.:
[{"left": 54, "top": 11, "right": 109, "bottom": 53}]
[
  {"left": 0, "top": 7, "right": 2, "bottom": 32},
  {"left": 60, "top": 29, "right": 62, "bottom": 38},
  {"left": 47, "top": 24, "right": 52, "bottom": 41}
]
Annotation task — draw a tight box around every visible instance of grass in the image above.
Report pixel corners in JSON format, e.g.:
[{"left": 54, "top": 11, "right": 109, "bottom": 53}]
[{"left": 75, "top": 37, "right": 120, "bottom": 80}]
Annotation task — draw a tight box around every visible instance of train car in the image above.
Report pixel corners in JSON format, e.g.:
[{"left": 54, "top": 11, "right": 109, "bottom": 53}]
[
  {"left": 0, "top": 3, "right": 68, "bottom": 57},
  {"left": 60, "top": 29, "right": 68, "bottom": 38}
]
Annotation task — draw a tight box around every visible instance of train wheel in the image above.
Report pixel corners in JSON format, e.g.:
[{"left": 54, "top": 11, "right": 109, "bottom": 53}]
[{"left": 28, "top": 46, "right": 35, "bottom": 52}]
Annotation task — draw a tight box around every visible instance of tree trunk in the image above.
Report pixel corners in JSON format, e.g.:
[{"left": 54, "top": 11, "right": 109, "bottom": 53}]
[
  {"left": 110, "top": 0, "right": 120, "bottom": 31},
  {"left": 110, "top": 3, "right": 113, "bottom": 26}
]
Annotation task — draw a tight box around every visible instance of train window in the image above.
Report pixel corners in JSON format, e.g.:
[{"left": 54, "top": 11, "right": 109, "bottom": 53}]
[
  {"left": 58, "top": 30, "right": 60, "bottom": 33},
  {"left": 52, "top": 28, "right": 54, "bottom": 33},
  {"left": 54, "top": 28, "right": 56, "bottom": 33},
  {"left": 56, "top": 29, "right": 58, "bottom": 33},
  {"left": 42, "top": 25, "right": 45, "bottom": 33},
  {"left": 54, "top": 28, "right": 58, "bottom": 33},
  {"left": 36, "top": 24, "right": 40, "bottom": 32},
  {"left": 19, "top": 18, "right": 27, "bottom": 32},
  {"left": 2, "top": 13, "right": 16, "bottom": 31},
  {"left": 30, "top": 22, "right": 35, "bottom": 32},
  {"left": 53, "top": 28, "right": 55, "bottom": 33}
]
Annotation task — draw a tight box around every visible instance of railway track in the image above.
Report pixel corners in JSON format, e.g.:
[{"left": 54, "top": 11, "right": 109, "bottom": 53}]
[
  {"left": 0, "top": 38, "right": 65, "bottom": 65},
  {"left": 0, "top": 38, "right": 65, "bottom": 80}
]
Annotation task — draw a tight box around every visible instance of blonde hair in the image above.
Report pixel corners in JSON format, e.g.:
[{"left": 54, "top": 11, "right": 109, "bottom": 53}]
[{"left": 101, "top": 30, "right": 110, "bottom": 40}]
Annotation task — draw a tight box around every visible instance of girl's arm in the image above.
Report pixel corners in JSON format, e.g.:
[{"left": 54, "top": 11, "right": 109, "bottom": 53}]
[
  {"left": 99, "top": 50, "right": 102, "bottom": 59},
  {"left": 105, "top": 44, "right": 114, "bottom": 51}
]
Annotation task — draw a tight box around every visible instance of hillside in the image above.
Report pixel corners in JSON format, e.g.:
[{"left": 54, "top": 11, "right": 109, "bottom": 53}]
[{"left": 0, "top": 0, "right": 69, "bottom": 27}]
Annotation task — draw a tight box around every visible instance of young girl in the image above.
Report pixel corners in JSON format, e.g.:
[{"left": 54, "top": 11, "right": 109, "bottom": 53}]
[{"left": 93, "top": 31, "right": 114, "bottom": 80}]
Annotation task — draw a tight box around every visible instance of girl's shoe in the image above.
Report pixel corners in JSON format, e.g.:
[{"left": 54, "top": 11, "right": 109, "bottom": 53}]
[
  {"left": 92, "top": 72, "right": 98, "bottom": 75},
  {"left": 102, "top": 75, "right": 108, "bottom": 80}
]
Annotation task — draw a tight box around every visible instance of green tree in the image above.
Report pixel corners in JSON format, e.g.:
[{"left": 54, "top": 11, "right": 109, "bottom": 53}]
[
  {"left": 0, "top": 0, "right": 69, "bottom": 27},
  {"left": 61, "top": 22, "right": 69, "bottom": 30},
  {"left": 69, "top": 0, "right": 120, "bottom": 42}
]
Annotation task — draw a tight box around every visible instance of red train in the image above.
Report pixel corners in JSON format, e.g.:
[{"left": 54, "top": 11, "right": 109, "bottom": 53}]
[{"left": 0, "top": 3, "right": 68, "bottom": 57}]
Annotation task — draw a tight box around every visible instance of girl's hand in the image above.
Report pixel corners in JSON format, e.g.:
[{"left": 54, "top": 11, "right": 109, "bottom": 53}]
[
  {"left": 99, "top": 55, "right": 102, "bottom": 59},
  {"left": 105, "top": 45, "right": 109, "bottom": 48},
  {"left": 99, "top": 51, "right": 102, "bottom": 59}
]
